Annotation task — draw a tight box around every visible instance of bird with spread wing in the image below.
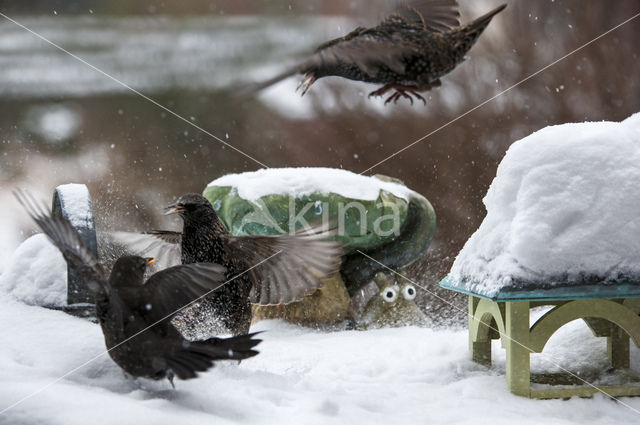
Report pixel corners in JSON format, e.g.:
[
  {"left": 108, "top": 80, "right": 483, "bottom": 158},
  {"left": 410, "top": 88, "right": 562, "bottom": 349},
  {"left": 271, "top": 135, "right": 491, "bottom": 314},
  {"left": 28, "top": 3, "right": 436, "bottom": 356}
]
[{"left": 238, "top": 0, "right": 506, "bottom": 105}]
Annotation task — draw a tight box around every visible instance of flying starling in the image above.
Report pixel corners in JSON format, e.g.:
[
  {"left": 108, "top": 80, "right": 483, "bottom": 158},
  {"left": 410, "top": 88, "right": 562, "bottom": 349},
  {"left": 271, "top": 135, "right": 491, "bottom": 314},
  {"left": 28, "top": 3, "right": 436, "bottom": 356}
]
[
  {"left": 15, "top": 190, "right": 261, "bottom": 385},
  {"left": 239, "top": 0, "right": 506, "bottom": 105},
  {"left": 118, "top": 193, "right": 343, "bottom": 337}
]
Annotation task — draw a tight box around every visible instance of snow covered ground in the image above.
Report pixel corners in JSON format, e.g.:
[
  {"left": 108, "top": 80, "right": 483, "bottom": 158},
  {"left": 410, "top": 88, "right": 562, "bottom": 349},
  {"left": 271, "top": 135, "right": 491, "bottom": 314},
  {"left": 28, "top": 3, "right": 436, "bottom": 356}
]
[{"left": 1, "top": 287, "right": 639, "bottom": 424}]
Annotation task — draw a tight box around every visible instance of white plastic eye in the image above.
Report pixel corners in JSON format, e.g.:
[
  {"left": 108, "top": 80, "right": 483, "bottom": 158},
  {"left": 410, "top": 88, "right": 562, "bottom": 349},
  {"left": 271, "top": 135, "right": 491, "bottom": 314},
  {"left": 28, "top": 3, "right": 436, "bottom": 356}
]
[
  {"left": 381, "top": 286, "right": 398, "bottom": 303},
  {"left": 402, "top": 285, "right": 417, "bottom": 301}
]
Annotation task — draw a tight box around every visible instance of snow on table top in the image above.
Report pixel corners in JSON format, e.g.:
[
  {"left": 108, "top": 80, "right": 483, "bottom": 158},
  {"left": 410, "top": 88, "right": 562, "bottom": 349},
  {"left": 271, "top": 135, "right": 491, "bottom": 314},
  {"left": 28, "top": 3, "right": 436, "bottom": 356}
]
[
  {"left": 450, "top": 113, "right": 640, "bottom": 298},
  {"left": 208, "top": 168, "right": 414, "bottom": 202}
]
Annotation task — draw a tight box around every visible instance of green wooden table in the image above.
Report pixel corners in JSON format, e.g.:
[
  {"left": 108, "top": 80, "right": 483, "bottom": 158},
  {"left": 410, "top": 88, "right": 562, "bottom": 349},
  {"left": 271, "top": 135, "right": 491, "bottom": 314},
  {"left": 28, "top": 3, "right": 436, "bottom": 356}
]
[{"left": 440, "top": 276, "right": 640, "bottom": 399}]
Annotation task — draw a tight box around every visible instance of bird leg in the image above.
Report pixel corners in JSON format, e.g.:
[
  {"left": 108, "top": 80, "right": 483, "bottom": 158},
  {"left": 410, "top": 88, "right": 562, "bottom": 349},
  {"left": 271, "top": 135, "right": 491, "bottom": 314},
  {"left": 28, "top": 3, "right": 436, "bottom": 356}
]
[
  {"left": 296, "top": 73, "right": 316, "bottom": 96},
  {"left": 368, "top": 84, "right": 427, "bottom": 106},
  {"left": 167, "top": 371, "right": 176, "bottom": 389}
]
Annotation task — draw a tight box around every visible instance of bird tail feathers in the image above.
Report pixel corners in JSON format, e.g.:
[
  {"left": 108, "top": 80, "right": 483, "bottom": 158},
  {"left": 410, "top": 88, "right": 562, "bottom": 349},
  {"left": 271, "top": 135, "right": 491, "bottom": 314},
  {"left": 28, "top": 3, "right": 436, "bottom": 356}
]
[
  {"left": 232, "top": 66, "right": 303, "bottom": 101},
  {"left": 199, "top": 332, "right": 263, "bottom": 359},
  {"left": 466, "top": 4, "right": 506, "bottom": 31},
  {"left": 166, "top": 332, "right": 262, "bottom": 380}
]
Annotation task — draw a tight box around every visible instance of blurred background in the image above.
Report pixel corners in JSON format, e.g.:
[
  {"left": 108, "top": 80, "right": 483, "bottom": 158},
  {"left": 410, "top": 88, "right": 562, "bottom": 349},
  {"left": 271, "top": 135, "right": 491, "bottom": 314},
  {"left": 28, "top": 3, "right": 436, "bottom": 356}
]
[{"left": 1, "top": 0, "right": 639, "bottom": 325}]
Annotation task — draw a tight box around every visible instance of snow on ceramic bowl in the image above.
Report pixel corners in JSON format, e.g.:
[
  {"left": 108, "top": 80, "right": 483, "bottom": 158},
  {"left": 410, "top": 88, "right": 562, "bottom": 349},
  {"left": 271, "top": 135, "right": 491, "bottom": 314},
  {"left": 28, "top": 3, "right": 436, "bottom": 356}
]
[{"left": 204, "top": 167, "right": 436, "bottom": 294}]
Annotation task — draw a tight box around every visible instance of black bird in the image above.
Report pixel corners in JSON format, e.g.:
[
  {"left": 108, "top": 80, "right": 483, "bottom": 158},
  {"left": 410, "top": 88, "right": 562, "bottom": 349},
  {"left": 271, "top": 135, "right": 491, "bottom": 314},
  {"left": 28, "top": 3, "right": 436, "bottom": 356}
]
[
  {"left": 119, "top": 193, "right": 343, "bottom": 337},
  {"left": 15, "top": 190, "right": 261, "bottom": 385},
  {"left": 239, "top": 0, "right": 506, "bottom": 105}
]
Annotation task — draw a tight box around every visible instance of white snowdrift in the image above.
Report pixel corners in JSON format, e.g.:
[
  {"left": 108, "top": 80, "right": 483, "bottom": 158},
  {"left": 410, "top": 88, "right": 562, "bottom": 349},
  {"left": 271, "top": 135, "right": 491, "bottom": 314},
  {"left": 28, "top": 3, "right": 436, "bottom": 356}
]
[
  {"left": 208, "top": 167, "right": 414, "bottom": 201},
  {"left": 451, "top": 113, "right": 640, "bottom": 297},
  {"left": 0, "top": 234, "right": 67, "bottom": 307}
]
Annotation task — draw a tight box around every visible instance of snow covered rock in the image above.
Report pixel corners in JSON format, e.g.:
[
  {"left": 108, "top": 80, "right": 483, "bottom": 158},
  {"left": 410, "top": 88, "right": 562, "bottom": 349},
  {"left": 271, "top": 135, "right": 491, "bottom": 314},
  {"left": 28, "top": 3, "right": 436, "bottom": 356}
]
[
  {"left": 0, "top": 234, "right": 67, "bottom": 307},
  {"left": 450, "top": 113, "right": 640, "bottom": 298},
  {"left": 207, "top": 167, "right": 437, "bottom": 325},
  {"left": 205, "top": 168, "right": 434, "bottom": 254},
  {"left": 206, "top": 168, "right": 436, "bottom": 298}
]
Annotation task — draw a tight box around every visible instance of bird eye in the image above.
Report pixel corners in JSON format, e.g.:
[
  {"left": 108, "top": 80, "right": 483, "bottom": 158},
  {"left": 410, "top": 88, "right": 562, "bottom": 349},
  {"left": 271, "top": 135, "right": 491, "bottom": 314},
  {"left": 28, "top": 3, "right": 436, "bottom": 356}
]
[
  {"left": 402, "top": 285, "right": 417, "bottom": 301},
  {"left": 381, "top": 286, "right": 398, "bottom": 303}
]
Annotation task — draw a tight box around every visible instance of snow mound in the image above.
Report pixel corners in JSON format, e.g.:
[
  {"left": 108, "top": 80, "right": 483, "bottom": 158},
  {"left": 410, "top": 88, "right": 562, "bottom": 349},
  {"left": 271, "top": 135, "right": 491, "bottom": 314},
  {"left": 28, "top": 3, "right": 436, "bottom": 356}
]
[
  {"left": 208, "top": 168, "right": 414, "bottom": 202},
  {"left": 0, "top": 234, "right": 67, "bottom": 307},
  {"left": 451, "top": 113, "right": 640, "bottom": 297}
]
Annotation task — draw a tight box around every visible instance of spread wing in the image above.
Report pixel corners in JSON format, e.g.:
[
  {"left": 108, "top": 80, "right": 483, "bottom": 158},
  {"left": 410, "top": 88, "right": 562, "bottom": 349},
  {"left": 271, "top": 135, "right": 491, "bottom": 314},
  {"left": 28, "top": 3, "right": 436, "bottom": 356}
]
[
  {"left": 138, "top": 262, "right": 227, "bottom": 324},
  {"left": 14, "top": 189, "right": 107, "bottom": 293},
  {"left": 109, "top": 231, "right": 182, "bottom": 270},
  {"left": 234, "top": 25, "right": 416, "bottom": 98},
  {"left": 226, "top": 227, "right": 343, "bottom": 306},
  {"left": 115, "top": 224, "right": 343, "bottom": 306},
  {"left": 311, "top": 30, "right": 418, "bottom": 77},
  {"left": 393, "top": 0, "right": 460, "bottom": 32},
  {"left": 146, "top": 230, "right": 183, "bottom": 244}
]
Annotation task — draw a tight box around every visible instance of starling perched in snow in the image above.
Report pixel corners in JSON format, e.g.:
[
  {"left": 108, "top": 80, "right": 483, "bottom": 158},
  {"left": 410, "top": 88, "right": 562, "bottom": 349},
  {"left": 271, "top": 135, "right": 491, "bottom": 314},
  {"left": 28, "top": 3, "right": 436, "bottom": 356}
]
[
  {"left": 121, "top": 193, "right": 343, "bottom": 337},
  {"left": 15, "top": 190, "right": 261, "bottom": 385},
  {"left": 240, "top": 0, "right": 506, "bottom": 105}
]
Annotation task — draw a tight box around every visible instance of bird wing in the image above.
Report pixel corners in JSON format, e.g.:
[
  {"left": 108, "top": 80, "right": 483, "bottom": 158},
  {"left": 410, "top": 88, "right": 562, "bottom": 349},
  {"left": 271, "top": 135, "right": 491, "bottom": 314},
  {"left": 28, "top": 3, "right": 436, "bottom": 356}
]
[
  {"left": 138, "top": 262, "right": 227, "bottom": 325},
  {"left": 392, "top": 0, "right": 460, "bottom": 33},
  {"left": 146, "top": 230, "right": 183, "bottom": 244},
  {"left": 109, "top": 231, "right": 182, "bottom": 270},
  {"left": 235, "top": 26, "right": 372, "bottom": 99},
  {"left": 310, "top": 32, "right": 418, "bottom": 77},
  {"left": 14, "top": 189, "right": 107, "bottom": 293},
  {"left": 314, "top": 26, "right": 369, "bottom": 52},
  {"left": 225, "top": 226, "right": 343, "bottom": 306}
]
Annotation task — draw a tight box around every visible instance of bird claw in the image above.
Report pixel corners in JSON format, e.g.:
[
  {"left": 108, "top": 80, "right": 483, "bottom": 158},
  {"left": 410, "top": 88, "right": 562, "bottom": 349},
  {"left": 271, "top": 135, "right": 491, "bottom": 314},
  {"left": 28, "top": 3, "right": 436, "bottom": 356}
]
[
  {"left": 369, "top": 85, "right": 427, "bottom": 106},
  {"left": 296, "top": 73, "right": 316, "bottom": 96},
  {"left": 368, "top": 86, "right": 392, "bottom": 99},
  {"left": 414, "top": 92, "right": 427, "bottom": 106},
  {"left": 385, "top": 91, "right": 413, "bottom": 105}
]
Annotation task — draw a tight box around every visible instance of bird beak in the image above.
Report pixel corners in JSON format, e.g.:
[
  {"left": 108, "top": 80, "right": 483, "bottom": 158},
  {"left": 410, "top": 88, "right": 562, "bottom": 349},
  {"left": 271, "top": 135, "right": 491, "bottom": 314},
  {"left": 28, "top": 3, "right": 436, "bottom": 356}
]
[
  {"left": 164, "top": 203, "right": 185, "bottom": 215},
  {"left": 146, "top": 257, "right": 156, "bottom": 266}
]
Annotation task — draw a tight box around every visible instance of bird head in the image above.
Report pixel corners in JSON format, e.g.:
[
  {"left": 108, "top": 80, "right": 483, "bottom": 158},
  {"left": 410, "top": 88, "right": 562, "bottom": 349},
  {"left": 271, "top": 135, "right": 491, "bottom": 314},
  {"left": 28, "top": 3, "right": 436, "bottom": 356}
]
[
  {"left": 164, "top": 193, "right": 215, "bottom": 224},
  {"left": 110, "top": 256, "right": 155, "bottom": 287}
]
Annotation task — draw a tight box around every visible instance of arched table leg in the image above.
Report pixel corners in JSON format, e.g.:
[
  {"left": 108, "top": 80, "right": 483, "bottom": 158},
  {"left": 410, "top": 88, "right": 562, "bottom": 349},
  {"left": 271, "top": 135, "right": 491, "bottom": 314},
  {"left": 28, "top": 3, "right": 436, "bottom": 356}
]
[{"left": 469, "top": 296, "right": 506, "bottom": 366}]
